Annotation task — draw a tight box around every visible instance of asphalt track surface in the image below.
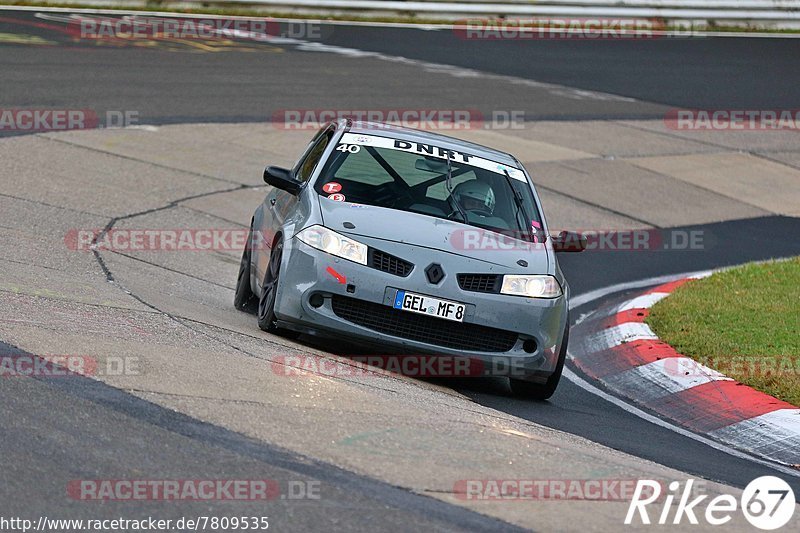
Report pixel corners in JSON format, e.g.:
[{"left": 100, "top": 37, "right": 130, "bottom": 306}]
[
  {"left": 452, "top": 215, "right": 800, "bottom": 491},
  {"left": 2, "top": 10, "right": 800, "bottom": 125},
  {"left": 1, "top": 8, "right": 800, "bottom": 529},
  {"left": 1, "top": 341, "right": 525, "bottom": 532},
  {"left": 319, "top": 25, "right": 800, "bottom": 112}
]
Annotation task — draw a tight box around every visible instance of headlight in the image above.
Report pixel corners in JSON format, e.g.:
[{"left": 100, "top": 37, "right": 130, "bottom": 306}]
[
  {"left": 501, "top": 275, "right": 562, "bottom": 298},
  {"left": 296, "top": 225, "right": 368, "bottom": 265}
]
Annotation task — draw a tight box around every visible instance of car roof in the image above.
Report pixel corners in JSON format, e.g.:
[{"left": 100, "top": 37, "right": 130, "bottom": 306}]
[{"left": 343, "top": 120, "right": 521, "bottom": 168}]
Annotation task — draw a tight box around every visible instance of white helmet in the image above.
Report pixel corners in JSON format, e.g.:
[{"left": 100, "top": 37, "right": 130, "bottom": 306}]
[{"left": 453, "top": 180, "right": 496, "bottom": 214}]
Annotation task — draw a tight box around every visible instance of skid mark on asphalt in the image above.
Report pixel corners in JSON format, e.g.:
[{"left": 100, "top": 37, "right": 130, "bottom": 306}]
[
  {"left": 15, "top": 9, "right": 640, "bottom": 102},
  {"left": 0, "top": 12, "right": 288, "bottom": 53}
]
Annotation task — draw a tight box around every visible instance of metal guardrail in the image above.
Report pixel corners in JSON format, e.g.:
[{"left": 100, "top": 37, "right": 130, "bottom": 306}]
[
  {"left": 18, "top": 0, "right": 800, "bottom": 27},
  {"left": 451, "top": 0, "right": 798, "bottom": 5},
  {"left": 195, "top": 0, "right": 800, "bottom": 25}
]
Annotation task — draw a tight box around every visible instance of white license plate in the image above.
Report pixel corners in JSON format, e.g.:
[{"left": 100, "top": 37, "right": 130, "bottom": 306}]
[{"left": 392, "top": 290, "right": 466, "bottom": 322}]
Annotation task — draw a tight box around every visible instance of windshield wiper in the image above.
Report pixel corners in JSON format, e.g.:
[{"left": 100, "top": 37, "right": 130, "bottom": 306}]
[{"left": 445, "top": 155, "right": 468, "bottom": 223}]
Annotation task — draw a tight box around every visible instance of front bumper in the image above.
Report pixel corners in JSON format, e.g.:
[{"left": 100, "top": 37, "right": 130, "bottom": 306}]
[{"left": 273, "top": 237, "right": 568, "bottom": 379}]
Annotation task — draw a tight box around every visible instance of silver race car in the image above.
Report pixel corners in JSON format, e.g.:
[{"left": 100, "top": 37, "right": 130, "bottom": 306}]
[{"left": 235, "top": 120, "right": 585, "bottom": 399}]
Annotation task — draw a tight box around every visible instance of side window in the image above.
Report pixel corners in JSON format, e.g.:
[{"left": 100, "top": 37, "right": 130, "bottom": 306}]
[{"left": 295, "top": 132, "right": 332, "bottom": 183}]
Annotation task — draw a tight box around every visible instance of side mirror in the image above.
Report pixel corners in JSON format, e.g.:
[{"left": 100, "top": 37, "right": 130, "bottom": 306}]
[
  {"left": 264, "top": 166, "right": 302, "bottom": 195},
  {"left": 552, "top": 231, "right": 587, "bottom": 253}
]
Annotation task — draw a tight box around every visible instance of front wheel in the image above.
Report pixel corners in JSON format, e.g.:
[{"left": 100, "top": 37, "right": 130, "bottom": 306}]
[
  {"left": 257, "top": 238, "right": 299, "bottom": 339},
  {"left": 509, "top": 320, "right": 569, "bottom": 401}
]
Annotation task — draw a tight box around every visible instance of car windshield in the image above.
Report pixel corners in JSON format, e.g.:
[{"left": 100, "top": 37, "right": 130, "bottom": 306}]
[{"left": 315, "top": 132, "right": 545, "bottom": 241}]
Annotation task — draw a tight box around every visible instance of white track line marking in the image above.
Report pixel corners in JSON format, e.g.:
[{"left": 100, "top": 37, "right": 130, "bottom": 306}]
[
  {"left": 12, "top": 0, "right": 800, "bottom": 475},
  {"left": 32, "top": 9, "right": 634, "bottom": 102},
  {"left": 563, "top": 366, "right": 800, "bottom": 477},
  {"left": 618, "top": 292, "right": 669, "bottom": 312},
  {"left": 709, "top": 410, "right": 800, "bottom": 466},
  {"left": 569, "top": 270, "right": 713, "bottom": 309},
  {"left": 586, "top": 322, "right": 657, "bottom": 351},
  {"left": 604, "top": 358, "right": 732, "bottom": 402},
  {"left": 6, "top": 5, "right": 800, "bottom": 38},
  {"left": 568, "top": 267, "right": 800, "bottom": 476}
]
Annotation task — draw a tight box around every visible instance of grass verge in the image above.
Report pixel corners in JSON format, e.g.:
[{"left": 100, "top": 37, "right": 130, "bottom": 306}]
[{"left": 647, "top": 257, "right": 800, "bottom": 406}]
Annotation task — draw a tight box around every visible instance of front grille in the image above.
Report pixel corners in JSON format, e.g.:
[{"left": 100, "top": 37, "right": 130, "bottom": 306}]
[
  {"left": 331, "top": 295, "right": 518, "bottom": 352},
  {"left": 369, "top": 249, "right": 413, "bottom": 277},
  {"left": 458, "top": 274, "right": 501, "bottom": 293}
]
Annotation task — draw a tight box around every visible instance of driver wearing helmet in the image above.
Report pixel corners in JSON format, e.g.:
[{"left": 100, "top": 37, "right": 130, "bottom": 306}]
[
  {"left": 452, "top": 180, "right": 496, "bottom": 215},
  {"left": 450, "top": 179, "right": 510, "bottom": 229}
]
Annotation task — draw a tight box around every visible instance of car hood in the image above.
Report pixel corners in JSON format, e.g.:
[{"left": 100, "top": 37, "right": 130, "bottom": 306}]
[{"left": 317, "top": 197, "right": 550, "bottom": 273}]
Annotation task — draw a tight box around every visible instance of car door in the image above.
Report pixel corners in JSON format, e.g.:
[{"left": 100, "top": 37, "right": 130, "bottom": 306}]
[{"left": 254, "top": 126, "right": 334, "bottom": 287}]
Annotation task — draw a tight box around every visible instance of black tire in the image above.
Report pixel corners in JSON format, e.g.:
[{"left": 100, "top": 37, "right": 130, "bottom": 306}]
[
  {"left": 509, "top": 319, "right": 569, "bottom": 401},
  {"left": 234, "top": 225, "right": 256, "bottom": 312},
  {"left": 257, "top": 238, "right": 300, "bottom": 339}
]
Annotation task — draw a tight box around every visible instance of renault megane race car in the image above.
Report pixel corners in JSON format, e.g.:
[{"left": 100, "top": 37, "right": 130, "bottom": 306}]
[{"left": 234, "top": 120, "right": 585, "bottom": 399}]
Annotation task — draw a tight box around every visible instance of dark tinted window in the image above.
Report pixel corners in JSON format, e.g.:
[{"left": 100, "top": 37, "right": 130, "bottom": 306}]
[
  {"left": 315, "top": 138, "right": 544, "bottom": 240},
  {"left": 295, "top": 131, "right": 332, "bottom": 183}
]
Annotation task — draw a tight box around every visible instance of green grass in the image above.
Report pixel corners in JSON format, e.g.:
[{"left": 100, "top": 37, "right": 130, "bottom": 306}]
[{"left": 646, "top": 257, "right": 800, "bottom": 406}]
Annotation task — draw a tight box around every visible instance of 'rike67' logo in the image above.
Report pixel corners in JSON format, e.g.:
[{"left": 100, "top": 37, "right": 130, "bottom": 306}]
[{"left": 626, "top": 477, "right": 795, "bottom": 529}]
